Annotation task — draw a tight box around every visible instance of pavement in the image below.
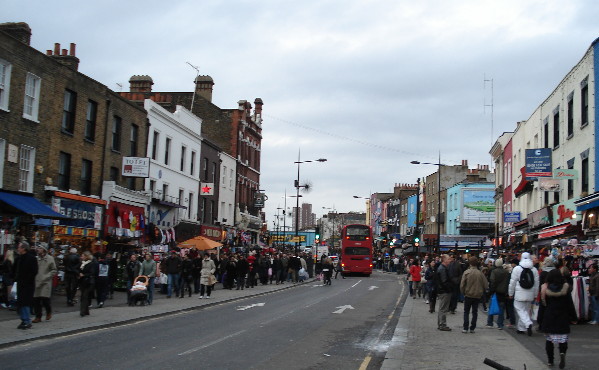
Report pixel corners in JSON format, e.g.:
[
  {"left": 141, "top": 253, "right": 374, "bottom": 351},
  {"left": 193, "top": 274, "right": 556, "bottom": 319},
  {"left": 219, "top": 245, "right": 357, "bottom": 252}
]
[
  {"left": 381, "top": 294, "right": 547, "bottom": 370},
  {"left": 0, "top": 280, "right": 303, "bottom": 348}
]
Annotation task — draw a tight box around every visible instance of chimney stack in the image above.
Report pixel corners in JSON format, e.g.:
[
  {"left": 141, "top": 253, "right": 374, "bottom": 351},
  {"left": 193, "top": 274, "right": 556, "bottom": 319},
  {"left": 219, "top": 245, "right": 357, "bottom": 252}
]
[
  {"left": 0, "top": 22, "right": 32, "bottom": 45},
  {"left": 129, "top": 75, "right": 154, "bottom": 93},
  {"left": 194, "top": 75, "right": 214, "bottom": 102},
  {"left": 254, "top": 98, "right": 263, "bottom": 115},
  {"left": 48, "top": 42, "right": 80, "bottom": 71}
]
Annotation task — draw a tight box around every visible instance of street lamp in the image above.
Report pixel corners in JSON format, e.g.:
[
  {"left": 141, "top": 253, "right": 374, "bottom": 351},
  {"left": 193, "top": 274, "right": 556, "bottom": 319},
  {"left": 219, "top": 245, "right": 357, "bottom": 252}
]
[
  {"left": 293, "top": 153, "right": 327, "bottom": 254},
  {"left": 410, "top": 152, "right": 445, "bottom": 255}
]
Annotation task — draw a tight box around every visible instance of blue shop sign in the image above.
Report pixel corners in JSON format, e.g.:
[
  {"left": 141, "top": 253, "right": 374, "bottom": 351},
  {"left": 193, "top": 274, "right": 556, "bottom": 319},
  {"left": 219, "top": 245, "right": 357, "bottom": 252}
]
[
  {"left": 53, "top": 198, "right": 103, "bottom": 229},
  {"left": 525, "top": 148, "right": 552, "bottom": 180},
  {"left": 504, "top": 212, "right": 521, "bottom": 223}
]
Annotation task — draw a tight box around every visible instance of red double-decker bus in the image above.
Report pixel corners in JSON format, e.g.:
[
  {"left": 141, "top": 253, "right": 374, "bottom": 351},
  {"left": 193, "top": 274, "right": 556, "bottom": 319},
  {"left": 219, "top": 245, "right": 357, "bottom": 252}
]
[{"left": 340, "top": 224, "right": 373, "bottom": 276}]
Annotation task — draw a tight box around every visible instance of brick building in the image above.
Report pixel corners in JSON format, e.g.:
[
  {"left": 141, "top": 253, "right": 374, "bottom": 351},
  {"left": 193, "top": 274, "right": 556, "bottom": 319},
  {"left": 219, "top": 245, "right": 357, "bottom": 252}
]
[{"left": 0, "top": 22, "right": 149, "bottom": 249}]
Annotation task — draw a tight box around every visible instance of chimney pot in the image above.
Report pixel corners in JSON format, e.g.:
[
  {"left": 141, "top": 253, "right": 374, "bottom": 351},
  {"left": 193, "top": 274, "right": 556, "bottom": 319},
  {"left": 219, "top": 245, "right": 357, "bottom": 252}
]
[
  {"left": 54, "top": 43, "right": 60, "bottom": 55},
  {"left": 61, "top": 49, "right": 67, "bottom": 56},
  {"left": 46, "top": 50, "right": 52, "bottom": 55},
  {"left": 70, "top": 43, "right": 76, "bottom": 56}
]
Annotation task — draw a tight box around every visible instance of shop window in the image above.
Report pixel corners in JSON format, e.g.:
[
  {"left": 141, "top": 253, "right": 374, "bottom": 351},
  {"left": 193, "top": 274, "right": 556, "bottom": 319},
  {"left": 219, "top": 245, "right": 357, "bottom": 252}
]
[{"left": 58, "top": 151, "right": 71, "bottom": 191}]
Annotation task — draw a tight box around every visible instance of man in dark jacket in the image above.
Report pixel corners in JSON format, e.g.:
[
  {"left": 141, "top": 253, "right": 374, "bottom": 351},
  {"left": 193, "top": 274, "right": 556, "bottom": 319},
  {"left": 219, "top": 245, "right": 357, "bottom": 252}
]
[
  {"left": 15, "top": 241, "right": 38, "bottom": 329},
  {"left": 436, "top": 254, "right": 454, "bottom": 331},
  {"left": 163, "top": 251, "right": 182, "bottom": 298},
  {"left": 448, "top": 255, "right": 463, "bottom": 314},
  {"left": 64, "top": 247, "right": 81, "bottom": 306},
  {"left": 486, "top": 258, "right": 509, "bottom": 329},
  {"left": 236, "top": 255, "right": 249, "bottom": 290},
  {"left": 125, "top": 254, "right": 141, "bottom": 304}
]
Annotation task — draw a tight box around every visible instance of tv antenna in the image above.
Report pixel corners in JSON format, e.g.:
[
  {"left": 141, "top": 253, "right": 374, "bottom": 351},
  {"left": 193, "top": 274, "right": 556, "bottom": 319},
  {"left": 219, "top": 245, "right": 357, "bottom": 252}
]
[{"left": 187, "top": 62, "right": 200, "bottom": 110}]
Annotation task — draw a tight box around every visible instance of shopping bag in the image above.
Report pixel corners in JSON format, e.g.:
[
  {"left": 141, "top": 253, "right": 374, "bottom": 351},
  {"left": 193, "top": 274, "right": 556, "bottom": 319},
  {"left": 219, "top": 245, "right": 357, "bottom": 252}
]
[
  {"left": 9, "top": 284, "right": 17, "bottom": 301},
  {"left": 488, "top": 293, "right": 500, "bottom": 316}
]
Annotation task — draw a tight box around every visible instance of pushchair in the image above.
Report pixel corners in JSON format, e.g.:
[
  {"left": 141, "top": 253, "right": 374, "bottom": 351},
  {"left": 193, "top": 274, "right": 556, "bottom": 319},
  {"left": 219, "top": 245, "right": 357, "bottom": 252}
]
[{"left": 129, "top": 275, "right": 149, "bottom": 306}]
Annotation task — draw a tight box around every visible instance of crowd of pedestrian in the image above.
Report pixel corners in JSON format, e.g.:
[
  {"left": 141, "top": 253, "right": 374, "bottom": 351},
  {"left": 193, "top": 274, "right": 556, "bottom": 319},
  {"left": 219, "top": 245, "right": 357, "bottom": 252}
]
[{"left": 390, "top": 251, "right": 598, "bottom": 369}]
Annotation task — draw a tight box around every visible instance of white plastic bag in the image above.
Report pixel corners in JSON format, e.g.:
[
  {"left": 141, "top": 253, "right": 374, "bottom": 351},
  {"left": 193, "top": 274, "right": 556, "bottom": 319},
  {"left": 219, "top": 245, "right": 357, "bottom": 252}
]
[{"left": 9, "top": 284, "right": 17, "bottom": 300}]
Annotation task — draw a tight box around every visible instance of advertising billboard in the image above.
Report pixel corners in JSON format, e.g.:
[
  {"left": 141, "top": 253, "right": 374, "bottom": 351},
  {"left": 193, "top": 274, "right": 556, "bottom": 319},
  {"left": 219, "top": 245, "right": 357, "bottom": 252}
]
[
  {"left": 122, "top": 157, "right": 150, "bottom": 177},
  {"left": 461, "top": 189, "right": 495, "bottom": 223},
  {"left": 525, "top": 148, "right": 552, "bottom": 180}
]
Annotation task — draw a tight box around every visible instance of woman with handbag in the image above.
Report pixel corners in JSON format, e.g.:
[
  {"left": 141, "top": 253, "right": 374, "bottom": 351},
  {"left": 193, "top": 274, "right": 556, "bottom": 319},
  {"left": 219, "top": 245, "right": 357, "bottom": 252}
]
[{"left": 199, "top": 253, "right": 216, "bottom": 299}]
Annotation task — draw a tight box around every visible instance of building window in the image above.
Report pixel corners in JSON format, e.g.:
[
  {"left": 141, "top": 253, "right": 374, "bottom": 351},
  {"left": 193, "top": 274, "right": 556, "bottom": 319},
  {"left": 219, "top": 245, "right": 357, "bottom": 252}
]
[
  {"left": 19, "top": 145, "right": 35, "bottom": 192},
  {"left": 180, "top": 146, "right": 186, "bottom": 172},
  {"left": 230, "top": 169, "right": 234, "bottom": 189},
  {"left": 0, "top": 139, "right": 5, "bottom": 188},
  {"left": 203, "top": 157, "right": 208, "bottom": 181},
  {"left": 0, "top": 58, "right": 12, "bottom": 111},
  {"left": 179, "top": 189, "right": 184, "bottom": 206},
  {"left": 567, "top": 96, "right": 574, "bottom": 138},
  {"left": 58, "top": 151, "right": 71, "bottom": 191},
  {"left": 130, "top": 124, "right": 138, "bottom": 156},
  {"left": 567, "top": 159, "right": 574, "bottom": 200},
  {"left": 190, "top": 151, "right": 196, "bottom": 176},
  {"left": 543, "top": 118, "right": 549, "bottom": 148},
  {"left": 212, "top": 162, "right": 217, "bottom": 183},
  {"left": 23, "top": 72, "right": 41, "bottom": 121},
  {"left": 127, "top": 177, "right": 135, "bottom": 190},
  {"left": 222, "top": 166, "right": 227, "bottom": 187},
  {"left": 164, "top": 137, "right": 171, "bottom": 165},
  {"left": 85, "top": 100, "right": 97, "bottom": 141},
  {"left": 80, "top": 159, "right": 92, "bottom": 195},
  {"left": 188, "top": 192, "right": 194, "bottom": 219},
  {"left": 581, "top": 157, "right": 589, "bottom": 194},
  {"left": 581, "top": 81, "right": 589, "bottom": 127},
  {"left": 553, "top": 109, "right": 560, "bottom": 148},
  {"left": 111, "top": 115, "right": 122, "bottom": 152},
  {"left": 162, "top": 183, "right": 168, "bottom": 201},
  {"left": 109, "top": 166, "right": 119, "bottom": 182},
  {"left": 149, "top": 179, "right": 156, "bottom": 195},
  {"left": 151, "top": 131, "right": 159, "bottom": 160},
  {"left": 62, "top": 89, "right": 77, "bottom": 134}
]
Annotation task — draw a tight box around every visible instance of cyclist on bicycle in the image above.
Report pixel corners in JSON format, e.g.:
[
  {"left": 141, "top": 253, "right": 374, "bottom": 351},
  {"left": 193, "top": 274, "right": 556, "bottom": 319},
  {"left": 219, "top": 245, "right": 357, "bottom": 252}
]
[{"left": 322, "top": 256, "right": 334, "bottom": 285}]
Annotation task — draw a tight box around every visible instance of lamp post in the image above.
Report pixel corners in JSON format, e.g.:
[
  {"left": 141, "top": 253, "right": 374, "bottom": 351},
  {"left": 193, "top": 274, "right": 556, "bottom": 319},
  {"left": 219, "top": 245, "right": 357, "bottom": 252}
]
[
  {"left": 411, "top": 152, "right": 444, "bottom": 255},
  {"left": 293, "top": 153, "right": 327, "bottom": 255}
]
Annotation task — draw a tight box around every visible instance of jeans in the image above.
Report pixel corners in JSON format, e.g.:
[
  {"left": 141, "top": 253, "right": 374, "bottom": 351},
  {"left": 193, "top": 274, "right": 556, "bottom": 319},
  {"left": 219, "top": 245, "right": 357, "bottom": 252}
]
[
  {"left": 147, "top": 277, "right": 155, "bottom": 304},
  {"left": 463, "top": 297, "right": 480, "bottom": 331},
  {"left": 590, "top": 295, "right": 599, "bottom": 322},
  {"left": 167, "top": 273, "right": 180, "bottom": 297},
  {"left": 437, "top": 292, "right": 451, "bottom": 328},
  {"left": 18, "top": 305, "right": 31, "bottom": 324},
  {"left": 487, "top": 299, "right": 506, "bottom": 328}
]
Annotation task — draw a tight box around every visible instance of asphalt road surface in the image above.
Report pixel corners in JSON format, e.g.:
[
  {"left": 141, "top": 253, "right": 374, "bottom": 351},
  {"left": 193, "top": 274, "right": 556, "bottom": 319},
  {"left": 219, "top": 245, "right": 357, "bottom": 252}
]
[{"left": 0, "top": 271, "right": 407, "bottom": 370}]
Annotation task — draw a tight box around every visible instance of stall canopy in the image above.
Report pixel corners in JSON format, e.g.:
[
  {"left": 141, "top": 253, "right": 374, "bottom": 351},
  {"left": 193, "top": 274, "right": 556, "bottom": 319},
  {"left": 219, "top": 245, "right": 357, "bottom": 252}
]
[
  {"left": 179, "top": 235, "right": 222, "bottom": 250},
  {"left": 0, "top": 191, "right": 68, "bottom": 220}
]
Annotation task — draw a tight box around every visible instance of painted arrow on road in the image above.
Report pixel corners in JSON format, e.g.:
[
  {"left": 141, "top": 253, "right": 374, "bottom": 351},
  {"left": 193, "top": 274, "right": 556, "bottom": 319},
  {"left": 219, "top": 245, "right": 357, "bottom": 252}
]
[
  {"left": 332, "top": 305, "right": 355, "bottom": 314},
  {"left": 236, "top": 303, "right": 265, "bottom": 311},
  {"left": 368, "top": 286, "right": 379, "bottom": 291}
]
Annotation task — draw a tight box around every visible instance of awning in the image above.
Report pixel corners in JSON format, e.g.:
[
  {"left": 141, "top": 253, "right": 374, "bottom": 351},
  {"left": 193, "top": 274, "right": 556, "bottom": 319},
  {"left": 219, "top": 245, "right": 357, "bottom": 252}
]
[
  {"left": 0, "top": 191, "right": 68, "bottom": 220},
  {"left": 537, "top": 223, "right": 578, "bottom": 239},
  {"left": 158, "top": 200, "right": 187, "bottom": 209},
  {"left": 574, "top": 192, "right": 599, "bottom": 212}
]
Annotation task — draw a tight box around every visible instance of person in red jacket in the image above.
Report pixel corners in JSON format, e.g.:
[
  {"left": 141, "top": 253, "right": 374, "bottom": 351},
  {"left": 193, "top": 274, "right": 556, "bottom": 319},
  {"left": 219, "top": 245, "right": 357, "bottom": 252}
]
[{"left": 409, "top": 259, "right": 422, "bottom": 299}]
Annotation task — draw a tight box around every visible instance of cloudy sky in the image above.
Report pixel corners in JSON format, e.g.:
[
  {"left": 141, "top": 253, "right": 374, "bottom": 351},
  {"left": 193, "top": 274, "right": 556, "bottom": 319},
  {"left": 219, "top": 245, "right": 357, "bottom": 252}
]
[{"left": 4, "top": 0, "right": 599, "bottom": 228}]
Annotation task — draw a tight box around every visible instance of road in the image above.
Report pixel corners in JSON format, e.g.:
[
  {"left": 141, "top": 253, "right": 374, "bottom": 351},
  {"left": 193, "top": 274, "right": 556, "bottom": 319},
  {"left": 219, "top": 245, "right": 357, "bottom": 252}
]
[{"left": 0, "top": 271, "right": 407, "bottom": 370}]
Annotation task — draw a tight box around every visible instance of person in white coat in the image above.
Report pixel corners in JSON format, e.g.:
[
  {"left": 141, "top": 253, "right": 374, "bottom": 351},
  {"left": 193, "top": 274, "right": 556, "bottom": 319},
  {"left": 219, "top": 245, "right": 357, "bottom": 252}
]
[{"left": 508, "top": 252, "right": 539, "bottom": 336}]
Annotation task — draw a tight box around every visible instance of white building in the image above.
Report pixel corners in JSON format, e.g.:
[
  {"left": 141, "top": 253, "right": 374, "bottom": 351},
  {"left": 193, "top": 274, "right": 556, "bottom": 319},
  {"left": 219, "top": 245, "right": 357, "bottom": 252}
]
[
  {"left": 219, "top": 151, "right": 236, "bottom": 228},
  {"left": 144, "top": 99, "right": 202, "bottom": 229}
]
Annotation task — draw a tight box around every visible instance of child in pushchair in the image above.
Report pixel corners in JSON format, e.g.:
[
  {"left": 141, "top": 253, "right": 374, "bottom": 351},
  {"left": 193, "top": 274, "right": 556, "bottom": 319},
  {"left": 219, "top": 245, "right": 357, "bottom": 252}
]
[{"left": 129, "top": 275, "right": 149, "bottom": 306}]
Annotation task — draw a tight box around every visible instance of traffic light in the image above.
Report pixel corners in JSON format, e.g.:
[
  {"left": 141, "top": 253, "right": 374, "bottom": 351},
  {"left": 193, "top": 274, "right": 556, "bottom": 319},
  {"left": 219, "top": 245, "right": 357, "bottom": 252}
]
[
  {"left": 315, "top": 226, "right": 320, "bottom": 240},
  {"left": 414, "top": 237, "right": 420, "bottom": 243}
]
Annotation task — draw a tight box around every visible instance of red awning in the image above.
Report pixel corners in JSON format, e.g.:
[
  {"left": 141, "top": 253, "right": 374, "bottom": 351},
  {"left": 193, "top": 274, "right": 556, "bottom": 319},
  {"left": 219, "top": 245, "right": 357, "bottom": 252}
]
[
  {"left": 514, "top": 166, "right": 533, "bottom": 197},
  {"left": 538, "top": 223, "right": 577, "bottom": 239}
]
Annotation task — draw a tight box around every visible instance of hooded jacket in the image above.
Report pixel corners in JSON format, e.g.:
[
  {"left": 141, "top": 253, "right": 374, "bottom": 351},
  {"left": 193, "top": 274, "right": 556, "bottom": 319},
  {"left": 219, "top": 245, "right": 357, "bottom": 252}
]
[
  {"left": 508, "top": 255, "right": 539, "bottom": 302},
  {"left": 540, "top": 282, "right": 577, "bottom": 334}
]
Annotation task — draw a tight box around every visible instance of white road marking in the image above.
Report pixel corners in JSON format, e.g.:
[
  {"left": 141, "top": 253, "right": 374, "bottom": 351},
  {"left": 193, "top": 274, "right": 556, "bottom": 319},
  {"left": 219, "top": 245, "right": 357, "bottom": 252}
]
[
  {"left": 236, "top": 302, "right": 265, "bottom": 311},
  {"left": 351, "top": 280, "right": 362, "bottom": 288},
  {"left": 332, "top": 305, "right": 355, "bottom": 314},
  {"left": 368, "top": 286, "right": 379, "bottom": 290},
  {"left": 178, "top": 330, "right": 246, "bottom": 356}
]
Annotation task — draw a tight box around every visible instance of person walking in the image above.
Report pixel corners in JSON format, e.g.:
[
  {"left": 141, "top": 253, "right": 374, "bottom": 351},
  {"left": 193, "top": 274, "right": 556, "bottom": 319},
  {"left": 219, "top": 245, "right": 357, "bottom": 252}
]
[
  {"left": 64, "top": 247, "right": 80, "bottom": 306},
  {"left": 460, "top": 256, "right": 488, "bottom": 333},
  {"left": 125, "top": 254, "right": 141, "bottom": 304},
  {"left": 163, "top": 250, "right": 182, "bottom": 298},
  {"left": 14, "top": 240, "right": 38, "bottom": 329},
  {"left": 32, "top": 244, "right": 57, "bottom": 323},
  {"left": 236, "top": 254, "right": 249, "bottom": 290},
  {"left": 425, "top": 260, "right": 437, "bottom": 313},
  {"left": 540, "top": 269, "right": 577, "bottom": 368},
  {"left": 139, "top": 253, "right": 157, "bottom": 304},
  {"left": 508, "top": 252, "right": 539, "bottom": 336},
  {"left": 79, "top": 251, "right": 98, "bottom": 317},
  {"left": 436, "top": 254, "right": 454, "bottom": 331},
  {"left": 180, "top": 253, "right": 194, "bottom": 298},
  {"left": 409, "top": 259, "right": 422, "bottom": 299},
  {"left": 486, "top": 258, "right": 509, "bottom": 329},
  {"left": 199, "top": 253, "right": 216, "bottom": 299},
  {"left": 588, "top": 263, "right": 599, "bottom": 324},
  {"left": 95, "top": 253, "right": 110, "bottom": 308}
]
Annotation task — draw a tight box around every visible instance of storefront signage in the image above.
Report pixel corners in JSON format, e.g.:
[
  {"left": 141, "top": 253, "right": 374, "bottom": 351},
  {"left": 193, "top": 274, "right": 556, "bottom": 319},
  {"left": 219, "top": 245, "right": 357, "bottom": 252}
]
[
  {"left": 527, "top": 207, "right": 552, "bottom": 229},
  {"left": 200, "top": 183, "right": 214, "bottom": 196},
  {"left": 539, "top": 178, "right": 561, "bottom": 192},
  {"left": 52, "top": 198, "right": 103, "bottom": 229},
  {"left": 504, "top": 212, "right": 521, "bottom": 223},
  {"left": 525, "top": 148, "right": 552, "bottom": 180},
  {"left": 272, "top": 235, "right": 306, "bottom": 242},
  {"left": 461, "top": 189, "right": 495, "bottom": 222},
  {"left": 54, "top": 226, "right": 99, "bottom": 237},
  {"left": 553, "top": 199, "right": 579, "bottom": 223},
  {"left": 254, "top": 192, "right": 266, "bottom": 209},
  {"left": 201, "top": 225, "right": 222, "bottom": 241},
  {"left": 553, "top": 169, "right": 578, "bottom": 180},
  {"left": 122, "top": 157, "right": 150, "bottom": 178}
]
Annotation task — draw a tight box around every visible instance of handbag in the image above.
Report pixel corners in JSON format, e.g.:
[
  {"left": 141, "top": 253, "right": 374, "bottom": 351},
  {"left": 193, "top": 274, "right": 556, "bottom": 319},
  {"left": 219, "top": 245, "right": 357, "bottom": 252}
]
[{"left": 488, "top": 293, "right": 500, "bottom": 316}]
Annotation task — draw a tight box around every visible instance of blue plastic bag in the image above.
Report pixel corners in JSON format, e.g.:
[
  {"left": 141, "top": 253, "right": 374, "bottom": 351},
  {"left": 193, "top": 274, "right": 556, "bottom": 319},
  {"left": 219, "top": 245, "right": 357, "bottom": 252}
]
[{"left": 488, "top": 293, "right": 500, "bottom": 316}]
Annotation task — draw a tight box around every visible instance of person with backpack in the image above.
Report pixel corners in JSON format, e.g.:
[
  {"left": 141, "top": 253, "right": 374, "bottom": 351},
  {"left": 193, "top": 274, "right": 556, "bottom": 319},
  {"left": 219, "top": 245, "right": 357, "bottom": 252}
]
[{"left": 508, "top": 252, "right": 539, "bottom": 336}]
